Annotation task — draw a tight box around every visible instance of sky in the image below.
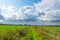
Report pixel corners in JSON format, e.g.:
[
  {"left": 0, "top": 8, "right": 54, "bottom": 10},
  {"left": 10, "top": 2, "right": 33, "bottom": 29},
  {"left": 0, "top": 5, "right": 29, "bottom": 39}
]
[
  {"left": 0, "top": 0, "right": 60, "bottom": 25},
  {"left": 0, "top": 0, "right": 41, "bottom": 8}
]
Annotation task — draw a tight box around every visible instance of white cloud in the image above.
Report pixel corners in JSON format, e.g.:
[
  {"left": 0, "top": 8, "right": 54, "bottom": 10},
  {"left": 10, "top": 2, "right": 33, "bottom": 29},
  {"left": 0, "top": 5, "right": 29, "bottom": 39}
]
[
  {"left": 0, "top": 5, "right": 6, "bottom": 10},
  {"left": 0, "top": 0, "right": 60, "bottom": 22},
  {"left": 0, "top": 20, "right": 4, "bottom": 23},
  {"left": 7, "top": 5, "right": 16, "bottom": 12},
  {"left": 19, "top": 5, "right": 35, "bottom": 15},
  {"left": 0, "top": 5, "right": 17, "bottom": 20},
  {"left": 34, "top": 0, "right": 55, "bottom": 12},
  {"left": 15, "top": 12, "right": 26, "bottom": 20},
  {"left": 18, "top": 5, "right": 37, "bottom": 20},
  {"left": 34, "top": 0, "right": 60, "bottom": 21},
  {"left": 0, "top": 20, "right": 4, "bottom": 22},
  {"left": 0, "top": 5, "right": 37, "bottom": 20}
]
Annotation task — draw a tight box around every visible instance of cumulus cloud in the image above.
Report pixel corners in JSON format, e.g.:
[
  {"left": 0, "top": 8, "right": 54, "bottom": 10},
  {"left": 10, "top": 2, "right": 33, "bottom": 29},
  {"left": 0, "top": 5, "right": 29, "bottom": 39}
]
[
  {"left": 18, "top": 5, "right": 38, "bottom": 21},
  {"left": 0, "top": 5, "right": 37, "bottom": 21},
  {"left": 0, "top": 5, "right": 17, "bottom": 20},
  {"left": 34, "top": 0, "right": 60, "bottom": 21},
  {"left": 0, "top": 0, "right": 60, "bottom": 22}
]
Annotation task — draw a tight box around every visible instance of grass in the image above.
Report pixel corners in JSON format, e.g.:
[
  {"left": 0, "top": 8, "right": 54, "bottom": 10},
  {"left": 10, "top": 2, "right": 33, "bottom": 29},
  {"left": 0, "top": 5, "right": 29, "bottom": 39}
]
[{"left": 0, "top": 24, "right": 60, "bottom": 40}]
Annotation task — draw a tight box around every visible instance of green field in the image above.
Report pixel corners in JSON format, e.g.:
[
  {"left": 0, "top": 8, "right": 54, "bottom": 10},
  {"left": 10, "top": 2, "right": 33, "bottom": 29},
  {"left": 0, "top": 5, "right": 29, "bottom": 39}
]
[{"left": 0, "top": 24, "right": 60, "bottom": 40}]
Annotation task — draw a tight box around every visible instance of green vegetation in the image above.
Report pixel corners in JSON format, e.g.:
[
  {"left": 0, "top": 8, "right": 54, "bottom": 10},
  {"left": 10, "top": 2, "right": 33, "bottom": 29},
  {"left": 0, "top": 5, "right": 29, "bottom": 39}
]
[{"left": 0, "top": 24, "right": 60, "bottom": 40}]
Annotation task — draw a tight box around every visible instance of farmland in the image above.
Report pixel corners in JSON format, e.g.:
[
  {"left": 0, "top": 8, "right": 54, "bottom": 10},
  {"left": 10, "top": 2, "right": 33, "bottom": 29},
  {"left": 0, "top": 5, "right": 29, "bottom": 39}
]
[{"left": 0, "top": 24, "right": 60, "bottom": 40}]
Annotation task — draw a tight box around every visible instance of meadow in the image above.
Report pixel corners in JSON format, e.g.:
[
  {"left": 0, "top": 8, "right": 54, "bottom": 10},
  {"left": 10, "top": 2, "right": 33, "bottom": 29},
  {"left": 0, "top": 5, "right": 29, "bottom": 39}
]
[{"left": 0, "top": 24, "right": 60, "bottom": 40}]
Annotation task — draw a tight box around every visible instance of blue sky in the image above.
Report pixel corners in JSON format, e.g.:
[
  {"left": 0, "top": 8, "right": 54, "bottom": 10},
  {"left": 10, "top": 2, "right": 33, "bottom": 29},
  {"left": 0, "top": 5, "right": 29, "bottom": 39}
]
[
  {"left": 0, "top": 0, "right": 41, "bottom": 8},
  {"left": 0, "top": 0, "right": 60, "bottom": 25}
]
